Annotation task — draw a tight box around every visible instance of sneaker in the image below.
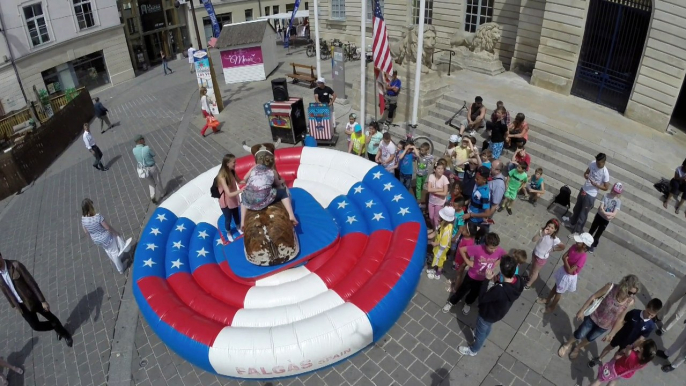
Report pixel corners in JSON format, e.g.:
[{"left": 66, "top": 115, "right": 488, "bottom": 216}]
[
  {"left": 519, "top": 196, "right": 529, "bottom": 201},
  {"left": 462, "top": 304, "right": 471, "bottom": 315},
  {"left": 532, "top": 201, "right": 537, "bottom": 208},
  {"left": 433, "top": 271, "right": 441, "bottom": 280},
  {"left": 227, "top": 233, "right": 234, "bottom": 243},
  {"left": 657, "top": 349, "right": 668, "bottom": 359},
  {"left": 562, "top": 216, "right": 570, "bottom": 222},
  {"left": 588, "top": 358, "right": 600, "bottom": 368},
  {"left": 588, "top": 247, "right": 595, "bottom": 254},
  {"left": 656, "top": 328, "right": 666, "bottom": 337},
  {"left": 458, "top": 346, "right": 477, "bottom": 357},
  {"left": 427, "top": 271, "right": 436, "bottom": 279},
  {"left": 568, "top": 232, "right": 579, "bottom": 239},
  {"left": 524, "top": 285, "right": 532, "bottom": 290},
  {"left": 237, "top": 229, "right": 244, "bottom": 236},
  {"left": 662, "top": 365, "right": 675, "bottom": 373},
  {"left": 426, "top": 268, "right": 434, "bottom": 274},
  {"left": 497, "top": 206, "right": 504, "bottom": 213},
  {"left": 506, "top": 208, "right": 512, "bottom": 215},
  {"left": 467, "top": 130, "right": 477, "bottom": 137},
  {"left": 442, "top": 302, "right": 453, "bottom": 313}
]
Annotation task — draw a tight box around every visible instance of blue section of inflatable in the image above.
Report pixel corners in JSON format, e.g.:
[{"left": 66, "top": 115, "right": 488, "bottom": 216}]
[{"left": 221, "top": 188, "right": 339, "bottom": 278}]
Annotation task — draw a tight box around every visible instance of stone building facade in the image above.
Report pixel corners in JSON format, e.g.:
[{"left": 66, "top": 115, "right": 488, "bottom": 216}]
[{"left": 315, "top": 0, "right": 686, "bottom": 132}]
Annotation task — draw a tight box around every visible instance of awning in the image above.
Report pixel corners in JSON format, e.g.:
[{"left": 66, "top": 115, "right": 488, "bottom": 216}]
[{"left": 260, "top": 10, "right": 310, "bottom": 20}]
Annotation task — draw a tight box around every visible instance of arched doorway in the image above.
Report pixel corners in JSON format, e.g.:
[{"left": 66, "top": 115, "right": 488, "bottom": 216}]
[{"left": 571, "top": 0, "right": 652, "bottom": 113}]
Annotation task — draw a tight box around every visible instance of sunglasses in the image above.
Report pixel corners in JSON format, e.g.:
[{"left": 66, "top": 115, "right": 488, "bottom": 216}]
[{"left": 628, "top": 291, "right": 638, "bottom": 296}]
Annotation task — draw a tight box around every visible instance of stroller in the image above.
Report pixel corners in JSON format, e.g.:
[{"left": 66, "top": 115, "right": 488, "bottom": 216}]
[{"left": 547, "top": 185, "right": 572, "bottom": 217}]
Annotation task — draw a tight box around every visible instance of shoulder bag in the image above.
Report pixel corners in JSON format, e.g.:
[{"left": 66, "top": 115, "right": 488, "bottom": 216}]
[
  {"left": 137, "top": 162, "right": 149, "bottom": 179},
  {"left": 584, "top": 283, "right": 614, "bottom": 316}
]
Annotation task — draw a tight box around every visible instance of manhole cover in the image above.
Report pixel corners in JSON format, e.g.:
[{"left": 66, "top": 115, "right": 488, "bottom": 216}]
[{"left": 139, "top": 359, "right": 148, "bottom": 367}]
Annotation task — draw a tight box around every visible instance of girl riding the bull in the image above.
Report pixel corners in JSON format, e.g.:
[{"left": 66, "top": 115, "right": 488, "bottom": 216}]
[{"left": 240, "top": 143, "right": 298, "bottom": 230}]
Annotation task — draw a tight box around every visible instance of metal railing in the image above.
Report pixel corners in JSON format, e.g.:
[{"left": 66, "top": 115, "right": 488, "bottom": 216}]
[{"left": 432, "top": 49, "right": 456, "bottom": 76}]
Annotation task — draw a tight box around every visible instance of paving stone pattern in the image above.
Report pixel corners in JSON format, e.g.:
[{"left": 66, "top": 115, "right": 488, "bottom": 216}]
[{"left": 0, "top": 53, "right": 684, "bottom": 386}]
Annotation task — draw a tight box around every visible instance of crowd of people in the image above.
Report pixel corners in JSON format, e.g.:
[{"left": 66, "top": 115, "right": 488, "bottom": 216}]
[{"left": 341, "top": 95, "right": 686, "bottom": 384}]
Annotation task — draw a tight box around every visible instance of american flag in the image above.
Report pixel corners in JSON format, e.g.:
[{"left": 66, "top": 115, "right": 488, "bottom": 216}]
[
  {"left": 372, "top": 0, "right": 393, "bottom": 114},
  {"left": 308, "top": 104, "right": 332, "bottom": 140}
]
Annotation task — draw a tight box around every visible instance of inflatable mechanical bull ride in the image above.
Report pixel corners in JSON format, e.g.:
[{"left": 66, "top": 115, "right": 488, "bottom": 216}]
[{"left": 240, "top": 141, "right": 300, "bottom": 266}]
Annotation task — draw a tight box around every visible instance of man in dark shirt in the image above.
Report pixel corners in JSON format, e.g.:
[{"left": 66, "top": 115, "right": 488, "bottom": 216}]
[
  {"left": 314, "top": 77, "right": 337, "bottom": 127},
  {"left": 93, "top": 97, "right": 112, "bottom": 134},
  {"left": 380, "top": 70, "right": 401, "bottom": 124},
  {"left": 589, "top": 299, "right": 661, "bottom": 368}
]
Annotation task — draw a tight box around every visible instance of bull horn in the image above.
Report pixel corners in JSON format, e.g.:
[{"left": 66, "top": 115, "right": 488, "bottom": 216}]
[
  {"left": 242, "top": 141, "right": 251, "bottom": 153},
  {"left": 274, "top": 138, "right": 281, "bottom": 149}
]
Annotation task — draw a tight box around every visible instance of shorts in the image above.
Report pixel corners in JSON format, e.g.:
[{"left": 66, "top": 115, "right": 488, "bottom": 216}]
[
  {"left": 573, "top": 315, "right": 608, "bottom": 342},
  {"left": 609, "top": 334, "right": 631, "bottom": 349},
  {"left": 533, "top": 254, "right": 548, "bottom": 267},
  {"left": 460, "top": 118, "right": 485, "bottom": 130},
  {"left": 554, "top": 266, "right": 577, "bottom": 293}
]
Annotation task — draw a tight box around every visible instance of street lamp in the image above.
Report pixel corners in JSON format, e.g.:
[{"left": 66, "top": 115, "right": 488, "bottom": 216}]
[{"left": 175, "top": 0, "right": 203, "bottom": 50}]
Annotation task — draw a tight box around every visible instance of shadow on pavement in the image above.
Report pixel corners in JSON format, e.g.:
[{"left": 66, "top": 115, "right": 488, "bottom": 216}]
[
  {"left": 430, "top": 367, "right": 450, "bottom": 385},
  {"left": 66, "top": 287, "right": 105, "bottom": 334},
  {"left": 164, "top": 175, "right": 186, "bottom": 196},
  {"left": 105, "top": 155, "right": 122, "bottom": 169},
  {"left": 6, "top": 337, "right": 38, "bottom": 386}
]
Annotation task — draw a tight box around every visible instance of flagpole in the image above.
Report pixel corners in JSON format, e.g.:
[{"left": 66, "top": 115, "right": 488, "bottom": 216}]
[
  {"left": 411, "top": 0, "right": 426, "bottom": 125},
  {"left": 313, "top": 0, "right": 322, "bottom": 78},
  {"left": 360, "top": 0, "right": 367, "bottom": 125}
]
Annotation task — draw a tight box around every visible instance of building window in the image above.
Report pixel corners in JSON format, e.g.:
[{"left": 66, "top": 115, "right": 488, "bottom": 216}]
[
  {"left": 305, "top": 2, "right": 309, "bottom": 10},
  {"left": 465, "top": 0, "right": 493, "bottom": 33},
  {"left": 331, "top": 0, "right": 345, "bottom": 20},
  {"left": 73, "top": 0, "right": 96, "bottom": 30},
  {"left": 412, "top": 0, "right": 433, "bottom": 25},
  {"left": 126, "top": 18, "right": 138, "bottom": 34},
  {"left": 265, "top": 6, "right": 270, "bottom": 16},
  {"left": 23, "top": 3, "right": 51, "bottom": 47},
  {"left": 367, "top": 0, "right": 384, "bottom": 22},
  {"left": 245, "top": 9, "right": 253, "bottom": 21},
  {"left": 203, "top": 12, "right": 231, "bottom": 39}
]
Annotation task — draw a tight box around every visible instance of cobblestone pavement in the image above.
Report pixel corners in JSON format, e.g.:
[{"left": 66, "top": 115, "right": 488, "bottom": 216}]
[{"left": 0, "top": 51, "right": 683, "bottom": 386}]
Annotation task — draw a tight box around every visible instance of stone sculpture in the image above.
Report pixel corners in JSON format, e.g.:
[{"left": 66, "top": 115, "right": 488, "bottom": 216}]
[
  {"left": 450, "top": 22, "right": 505, "bottom": 76},
  {"left": 390, "top": 25, "right": 437, "bottom": 72}
]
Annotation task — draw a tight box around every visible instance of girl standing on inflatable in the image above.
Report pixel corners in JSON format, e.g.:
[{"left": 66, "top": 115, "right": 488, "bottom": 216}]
[
  {"left": 216, "top": 154, "right": 245, "bottom": 242},
  {"left": 240, "top": 143, "right": 298, "bottom": 230}
]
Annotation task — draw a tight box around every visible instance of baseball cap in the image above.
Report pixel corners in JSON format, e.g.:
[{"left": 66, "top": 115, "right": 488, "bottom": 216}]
[
  {"left": 354, "top": 123, "right": 362, "bottom": 132},
  {"left": 449, "top": 134, "right": 459, "bottom": 143},
  {"left": 574, "top": 232, "right": 594, "bottom": 247},
  {"left": 134, "top": 134, "right": 144, "bottom": 142},
  {"left": 349, "top": 113, "right": 357, "bottom": 119},
  {"left": 612, "top": 182, "right": 623, "bottom": 194},
  {"left": 438, "top": 207, "right": 456, "bottom": 222},
  {"left": 316, "top": 77, "right": 325, "bottom": 83}
]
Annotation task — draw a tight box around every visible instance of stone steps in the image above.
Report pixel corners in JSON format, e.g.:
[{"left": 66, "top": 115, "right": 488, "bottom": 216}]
[{"left": 405, "top": 93, "right": 686, "bottom": 275}]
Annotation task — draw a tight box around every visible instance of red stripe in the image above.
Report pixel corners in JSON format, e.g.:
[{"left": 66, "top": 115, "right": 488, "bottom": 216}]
[
  {"left": 312, "top": 233, "right": 369, "bottom": 287},
  {"left": 167, "top": 272, "right": 238, "bottom": 325},
  {"left": 192, "top": 264, "right": 250, "bottom": 308},
  {"left": 138, "top": 276, "right": 225, "bottom": 345},
  {"left": 349, "top": 223, "right": 421, "bottom": 312},
  {"left": 332, "top": 231, "right": 392, "bottom": 300}
]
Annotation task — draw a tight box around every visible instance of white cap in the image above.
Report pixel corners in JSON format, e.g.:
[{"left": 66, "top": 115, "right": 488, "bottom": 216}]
[
  {"left": 574, "top": 232, "right": 594, "bottom": 247},
  {"left": 316, "top": 77, "right": 325, "bottom": 83},
  {"left": 438, "top": 207, "right": 456, "bottom": 222},
  {"left": 449, "top": 134, "right": 460, "bottom": 143}
]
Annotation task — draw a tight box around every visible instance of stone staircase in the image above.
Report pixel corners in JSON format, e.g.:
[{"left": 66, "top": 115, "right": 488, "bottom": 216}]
[{"left": 386, "top": 93, "right": 686, "bottom": 276}]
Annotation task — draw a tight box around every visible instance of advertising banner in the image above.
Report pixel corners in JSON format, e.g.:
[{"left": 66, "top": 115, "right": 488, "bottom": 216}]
[
  {"left": 201, "top": 0, "right": 221, "bottom": 38},
  {"left": 284, "top": 0, "right": 301, "bottom": 48},
  {"left": 220, "top": 47, "right": 264, "bottom": 68},
  {"left": 193, "top": 50, "right": 219, "bottom": 115},
  {"left": 139, "top": 0, "right": 165, "bottom": 32}
]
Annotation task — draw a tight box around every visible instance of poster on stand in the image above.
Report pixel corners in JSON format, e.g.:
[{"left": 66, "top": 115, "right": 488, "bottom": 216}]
[
  {"left": 308, "top": 103, "right": 332, "bottom": 140},
  {"left": 193, "top": 49, "right": 219, "bottom": 115}
]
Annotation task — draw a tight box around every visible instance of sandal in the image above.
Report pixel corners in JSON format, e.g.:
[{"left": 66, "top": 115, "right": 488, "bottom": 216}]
[
  {"left": 558, "top": 344, "right": 571, "bottom": 358},
  {"left": 569, "top": 347, "right": 581, "bottom": 360},
  {"left": 536, "top": 297, "right": 548, "bottom": 304}
]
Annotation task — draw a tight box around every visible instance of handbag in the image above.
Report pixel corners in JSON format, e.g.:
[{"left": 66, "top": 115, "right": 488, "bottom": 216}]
[
  {"left": 137, "top": 162, "right": 149, "bottom": 179},
  {"left": 207, "top": 116, "right": 220, "bottom": 129},
  {"left": 584, "top": 283, "right": 614, "bottom": 316}
]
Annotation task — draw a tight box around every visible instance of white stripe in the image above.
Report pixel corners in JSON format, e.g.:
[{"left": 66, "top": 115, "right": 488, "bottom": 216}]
[
  {"left": 232, "top": 290, "right": 345, "bottom": 327},
  {"left": 243, "top": 272, "right": 329, "bottom": 308},
  {"left": 254, "top": 266, "right": 311, "bottom": 286},
  {"left": 300, "top": 147, "right": 375, "bottom": 184},
  {"left": 160, "top": 165, "right": 220, "bottom": 216},
  {"left": 209, "top": 303, "right": 373, "bottom": 377}
]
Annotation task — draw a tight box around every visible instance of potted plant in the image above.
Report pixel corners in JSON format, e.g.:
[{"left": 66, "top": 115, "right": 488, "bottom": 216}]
[{"left": 38, "top": 89, "right": 54, "bottom": 118}]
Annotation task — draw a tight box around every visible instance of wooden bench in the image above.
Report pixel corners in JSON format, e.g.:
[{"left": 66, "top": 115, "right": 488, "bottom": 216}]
[{"left": 287, "top": 63, "right": 317, "bottom": 88}]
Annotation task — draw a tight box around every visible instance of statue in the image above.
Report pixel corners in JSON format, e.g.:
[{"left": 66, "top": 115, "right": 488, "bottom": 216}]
[
  {"left": 390, "top": 25, "right": 437, "bottom": 72},
  {"left": 449, "top": 22, "right": 505, "bottom": 76},
  {"left": 240, "top": 140, "right": 299, "bottom": 266},
  {"left": 450, "top": 22, "right": 503, "bottom": 59}
]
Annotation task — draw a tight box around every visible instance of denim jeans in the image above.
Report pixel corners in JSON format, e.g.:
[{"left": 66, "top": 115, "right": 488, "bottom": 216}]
[
  {"left": 573, "top": 315, "right": 608, "bottom": 342},
  {"left": 163, "top": 60, "right": 172, "bottom": 74},
  {"left": 399, "top": 173, "right": 413, "bottom": 191},
  {"left": 471, "top": 315, "right": 493, "bottom": 353}
]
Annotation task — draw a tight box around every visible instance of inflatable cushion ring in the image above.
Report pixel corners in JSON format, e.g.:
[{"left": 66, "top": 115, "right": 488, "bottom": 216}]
[{"left": 132, "top": 147, "right": 427, "bottom": 379}]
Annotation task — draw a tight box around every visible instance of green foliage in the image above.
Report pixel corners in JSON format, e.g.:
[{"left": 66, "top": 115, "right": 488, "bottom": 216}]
[
  {"left": 65, "top": 88, "right": 78, "bottom": 102},
  {"left": 38, "top": 89, "right": 50, "bottom": 106}
]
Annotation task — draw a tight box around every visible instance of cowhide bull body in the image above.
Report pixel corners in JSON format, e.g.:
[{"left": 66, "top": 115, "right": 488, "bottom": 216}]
[{"left": 242, "top": 140, "right": 299, "bottom": 266}]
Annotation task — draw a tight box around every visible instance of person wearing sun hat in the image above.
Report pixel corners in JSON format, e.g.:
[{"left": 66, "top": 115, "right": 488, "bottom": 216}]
[
  {"left": 587, "top": 182, "right": 622, "bottom": 254},
  {"left": 314, "top": 77, "right": 337, "bottom": 127},
  {"left": 537, "top": 232, "right": 593, "bottom": 314},
  {"left": 427, "top": 206, "right": 456, "bottom": 280}
]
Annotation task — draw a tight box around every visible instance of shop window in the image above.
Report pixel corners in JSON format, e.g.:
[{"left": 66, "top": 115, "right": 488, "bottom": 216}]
[
  {"left": 72, "top": 51, "right": 110, "bottom": 90},
  {"left": 203, "top": 12, "right": 231, "bottom": 39},
  {"left": 23, "top": 3, "right": 51, "bottom": 47},
  {"left": 464, "top": 0, "right": 493, "bottom": 33},
  {"left": 412, "top": 0, "right": 433, "bottom": 25},
  {"left": 73, "top": 0, "right": 96, "bottom": 30},
  {"left": 286, "top": 3, "right": 295, "bottom": 12},
  {"left": 331, "top": 0, "right": 345, "bottom": 20},
  {"left": 245, "top": 9, "right": 253, "bottom": 21},
  {"left": 127, "top": 18, "right": 138, "bottom": 34},
  {"left": 366, "top": 0, "right": 384, "bottom": 22}
]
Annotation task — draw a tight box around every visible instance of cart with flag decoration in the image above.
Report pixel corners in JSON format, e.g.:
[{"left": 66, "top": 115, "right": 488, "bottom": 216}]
[{"left": 307, "top": 103, "right": 338, "bottom": 146}]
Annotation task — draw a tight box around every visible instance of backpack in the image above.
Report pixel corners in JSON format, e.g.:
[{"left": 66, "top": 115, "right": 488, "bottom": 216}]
[
  {"left": 210, "top": 178, "right": 222, "bottom": 198},
  {"left": 654, "top": 178, "right": 670, "bottom": 197},
  {"left": 548, "top": 185, "right": 572, "bottom": 216}
]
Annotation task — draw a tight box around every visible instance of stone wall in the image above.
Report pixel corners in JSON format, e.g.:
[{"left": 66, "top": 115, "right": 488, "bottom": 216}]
[
  {"left": 626, "top": 0, "right": 686, "bottom": 131},
  {"left": 510, "top": 0, "right": 545, "bottom": 73},
  {"left": 492, "top": 0, "right": 522, "bottom": 69}
]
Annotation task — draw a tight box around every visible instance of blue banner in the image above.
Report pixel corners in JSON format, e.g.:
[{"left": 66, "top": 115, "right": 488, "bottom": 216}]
[
  {"left": 283, "top": 0, "right": 301, "bottom": 48},
  {"left": 202, "top": 0, "right": 221, "bottom": 38}
]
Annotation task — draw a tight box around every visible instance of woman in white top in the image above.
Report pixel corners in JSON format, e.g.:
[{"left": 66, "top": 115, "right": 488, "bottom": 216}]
[
  {"left": 200, "top": 87, "right": 220, "bottom": 137},
  {"left": 81, "top": 198, "right": 132, "bottom": 274}
]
